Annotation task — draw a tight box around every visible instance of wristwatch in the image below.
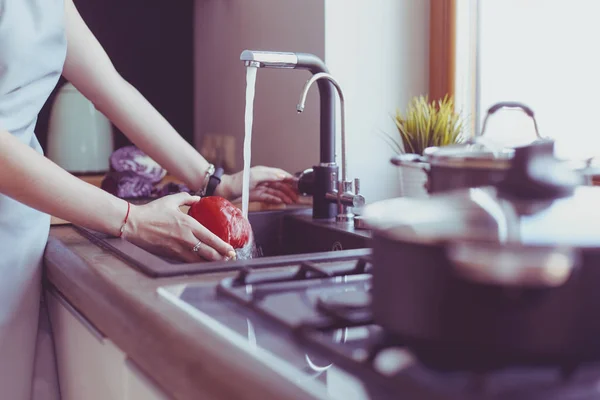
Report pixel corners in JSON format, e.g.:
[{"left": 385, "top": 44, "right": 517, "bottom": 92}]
[{"left": 198, "top": 164, "right": 224, "bottom": 197}]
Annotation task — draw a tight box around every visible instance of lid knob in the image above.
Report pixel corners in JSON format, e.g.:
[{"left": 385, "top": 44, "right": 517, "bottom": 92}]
[{"left": 496, "top": 140, "right": 583, "bottom": 200}]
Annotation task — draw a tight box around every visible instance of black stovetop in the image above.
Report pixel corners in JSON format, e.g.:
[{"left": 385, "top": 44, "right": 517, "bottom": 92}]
[{"left": 164, "top": 252, "right": 600, "bottom": 400}]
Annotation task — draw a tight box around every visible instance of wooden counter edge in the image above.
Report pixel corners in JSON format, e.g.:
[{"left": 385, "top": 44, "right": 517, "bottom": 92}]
[{"left": 44, "top": 229, "right": 326, "bottom": 400}]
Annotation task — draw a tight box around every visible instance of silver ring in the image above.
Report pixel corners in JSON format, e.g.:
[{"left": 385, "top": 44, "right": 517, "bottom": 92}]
[{"left": 192, "top": 241, "right": 202, "bottom": 253}]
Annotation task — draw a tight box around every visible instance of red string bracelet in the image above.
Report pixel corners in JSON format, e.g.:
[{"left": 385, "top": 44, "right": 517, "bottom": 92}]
[{"left": 118, "top": 201, "right": 131, "bottom": 238}]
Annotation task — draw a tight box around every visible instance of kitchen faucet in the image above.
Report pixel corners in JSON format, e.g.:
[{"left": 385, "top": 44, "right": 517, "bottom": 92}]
[
  {"left": 296, "top": 73, "right": 364, "bottom": 223},
  {"left": 240, "top": 50, "right": 364, "bottom": 221}
]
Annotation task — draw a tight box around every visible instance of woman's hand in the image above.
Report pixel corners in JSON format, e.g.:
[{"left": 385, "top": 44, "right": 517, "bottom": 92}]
[
  {"left": 215, "top": 166, "right": 299, "bottom": 204},
  {"left": 122, "top": 192, "right": 237, "bottom": 262}
]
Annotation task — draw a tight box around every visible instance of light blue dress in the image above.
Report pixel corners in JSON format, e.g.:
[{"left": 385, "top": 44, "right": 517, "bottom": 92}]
[{"left": 0, "top": 0, "right": 66, "bottom": 398}]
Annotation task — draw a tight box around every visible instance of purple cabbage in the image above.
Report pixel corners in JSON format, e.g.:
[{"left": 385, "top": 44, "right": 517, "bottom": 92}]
[
  {"left": 101, "top": 171, "right": 155, "bottom": 199},
  {"left": 101, "top": 146, "right": 190, "bottom": 199},
  {"left": 109, "top": 146, "right": 166, "bottom": 183}
]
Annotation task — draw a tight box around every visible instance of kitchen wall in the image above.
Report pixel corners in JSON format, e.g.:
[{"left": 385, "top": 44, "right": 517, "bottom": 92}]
[
  {"left": 194, "top": 0, "right": 324, "bottom": 174},
  {"left": 324, "top": 0, "right": 430, "bottom": 201},
  {"left": 194, "top": 0, "right": 430, "bottom": 202}
]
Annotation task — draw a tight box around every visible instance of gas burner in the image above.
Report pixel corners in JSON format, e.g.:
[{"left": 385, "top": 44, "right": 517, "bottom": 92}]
[
  {"left": 317, "top": 289, "right": 371, "bottom": 312},
  {"left": 211, "top": 254, "right": 600, "bottom": 399}
]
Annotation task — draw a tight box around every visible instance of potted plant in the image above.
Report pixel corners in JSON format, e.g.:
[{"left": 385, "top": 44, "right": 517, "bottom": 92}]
[{"left": 383, "top": 95, "right": 465, "bottom": 197}]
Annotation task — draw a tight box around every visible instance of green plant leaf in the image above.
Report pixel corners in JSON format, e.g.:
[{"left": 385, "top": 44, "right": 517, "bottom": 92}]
[{"left": 390, "top": 94, "right": 464, "bottom": 155}]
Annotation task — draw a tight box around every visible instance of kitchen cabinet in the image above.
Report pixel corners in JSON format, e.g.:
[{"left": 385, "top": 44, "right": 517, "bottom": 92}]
[
  {"left": 125, "top": 359, "right": 170, "bottom": 400},
  {"left": 46, "top": 289, "right": 170, "bottom": 400}
]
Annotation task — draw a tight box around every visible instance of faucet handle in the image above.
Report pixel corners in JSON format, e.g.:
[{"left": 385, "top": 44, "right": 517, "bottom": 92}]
[
  {"left": 342, "top": 180, "right": 353, "bottom": 194},
  {"left": 353, "top": 178, "right": 365, "bottom": 208},
  {"left": 330, "top": 172, "right": 338, "bottom": 191}
]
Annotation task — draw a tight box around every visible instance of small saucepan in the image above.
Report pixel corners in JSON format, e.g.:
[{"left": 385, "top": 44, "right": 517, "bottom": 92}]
[{"left": 391, "top": 102, "right": 593, "bottom": 193}]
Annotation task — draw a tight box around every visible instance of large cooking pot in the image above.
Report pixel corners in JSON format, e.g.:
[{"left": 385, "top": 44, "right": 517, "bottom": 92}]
[
  {"left": 391, "top": 102, "right": 593, "bottom": 194},
  {"left": 364, "top": 141, "right": 600, "bottom": 366}
]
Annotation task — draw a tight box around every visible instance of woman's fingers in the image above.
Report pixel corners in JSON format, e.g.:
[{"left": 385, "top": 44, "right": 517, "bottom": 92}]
[
  {"left": 158, "top": 219, "right": 234, "bottom": 262},
  {"left": 263, "top": 187, "right": 292, "bottom": 204},
  {"left": 162, "top": 236, "right": 221, "bottom": 263},
  {"left": 187, "top": 218, "right": 236, "bottom": 259},
  {"left": 151, "top": 192, "right": 201, "bottom": 209},
  {"left": 250, "top": 166, "right": 293, "bottom": 186},
  {"left": 261, "top": 181, "right": 299, "bottom": 203},
  {"left": 249, "top": 186, "right": 299, "bottom": 204},
  {"left": 176, "top": 246, "right": 206, "bottom": 263},
  {"left": 246, "top": 181, "right": 301, "bottom": 204},
  {"left": 173, "top": 222, "right": 234, "bottom": 262},
  {"left": 269, "top": 184, "right": 299, "bottom": 204},
  {"left": 250, "top": 191, "right": 283, "bottom": 204},
  {"left": 169, "top": 192, "right": 201, "bottom": 207},
  {"left": 187, "top": 236, "right": 224, "bottom": 261}
]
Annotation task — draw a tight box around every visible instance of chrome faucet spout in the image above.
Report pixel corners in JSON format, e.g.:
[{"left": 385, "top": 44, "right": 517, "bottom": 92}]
[
  {"left": 296, "top": 73, "right": 347, "bottom": 183},
  {"left": 296, "top": 73, "right": 364, "bottom": 224},
  {"left": 240, "top": 50, "right": 298, "bottom": 69},
  {"left": 240, "top": 49, "right": 336, "bottom": 165},
  {"left": 239, "top": 49, "right": 345, "bottom": 220}
]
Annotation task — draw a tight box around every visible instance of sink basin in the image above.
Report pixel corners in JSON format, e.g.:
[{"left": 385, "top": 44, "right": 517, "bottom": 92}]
[
  {"left": 250, "top": 208, "right": 369, "bottom": 256},
  {"left": 74, "top": 206, "right": 371, "bottom": 277}
]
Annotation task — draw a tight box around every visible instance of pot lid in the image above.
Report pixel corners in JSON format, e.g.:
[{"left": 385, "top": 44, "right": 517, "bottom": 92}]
[
  {"left": 425, "top": 139, "right": 513, "bottom": 161},
  {"left": 367, "top": 142, "right": 597, "bottom": 248},
  {"left": 422, "top": 101, "right": 547, "bottom": 169},
  {"left": 423, "top": 137, "right": 527, "bottom": 169},
  {"left": 363, "top": 186, "right": 600, "bottom": 248}
]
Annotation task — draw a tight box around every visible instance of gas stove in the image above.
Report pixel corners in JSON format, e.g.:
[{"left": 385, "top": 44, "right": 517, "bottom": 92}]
[{"left": 158, "top": 250, "right": 600, "bottom": 400}]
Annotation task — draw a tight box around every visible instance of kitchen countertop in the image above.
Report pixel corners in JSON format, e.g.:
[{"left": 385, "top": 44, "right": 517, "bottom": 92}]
[{"left": 44, "top": 226, "right": 329, "bottom": 400}]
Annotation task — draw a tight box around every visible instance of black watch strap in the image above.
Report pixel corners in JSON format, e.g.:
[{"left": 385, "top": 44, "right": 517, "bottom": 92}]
[{"left": 204, "top": 166, "right": 224, "bottom": 196}]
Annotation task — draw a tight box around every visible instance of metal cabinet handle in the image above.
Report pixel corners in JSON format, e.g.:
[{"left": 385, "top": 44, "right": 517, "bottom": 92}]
[
  {"left": 48, "top": 288, "right": 105, "bottom": 341},
  {"left": 125, "top": 358, "right": 172, "bottom": 400}
]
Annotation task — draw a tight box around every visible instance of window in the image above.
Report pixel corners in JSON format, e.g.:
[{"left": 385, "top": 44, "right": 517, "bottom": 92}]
[{"left": 454, "top": 0, "right": 600, "bottom": 161}]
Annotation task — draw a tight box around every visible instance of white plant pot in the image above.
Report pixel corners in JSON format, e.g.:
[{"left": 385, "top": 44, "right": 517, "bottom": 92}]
[{"left": 397, "top": 166, "right": 429, "bottom": 198}]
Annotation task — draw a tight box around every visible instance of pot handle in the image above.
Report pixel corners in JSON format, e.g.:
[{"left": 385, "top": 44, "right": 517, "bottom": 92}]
[
  {"left": 390, "top": 154, "right": 431, "bottom": 171},
  {"left": 479, "top": 101, "right": 543, "bottom": 140},
  {"left": 446, "top": 241, "right": 579, "bottom": 288}
]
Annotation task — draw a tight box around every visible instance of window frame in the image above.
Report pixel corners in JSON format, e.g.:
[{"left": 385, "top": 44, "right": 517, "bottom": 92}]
[
  {"left": 430, "top": 0, "right": 480, "bottom": 138},
  {"left": 429, "top": 0, "right": 457, "bottom": 102}
]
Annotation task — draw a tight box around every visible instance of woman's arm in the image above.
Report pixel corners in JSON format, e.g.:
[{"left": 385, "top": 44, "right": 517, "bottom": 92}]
[
  {"left": 61, "top": 0, "right": 299, "bottom": 204},
  {"left": 0, "top": 130, "right": 235, "bottom": 262},
  {"left": 0, "top": 131, "right": 126, "bottom": 236},
  {"left": 61, "top": 0, "right": 209, "bottom": 192}
]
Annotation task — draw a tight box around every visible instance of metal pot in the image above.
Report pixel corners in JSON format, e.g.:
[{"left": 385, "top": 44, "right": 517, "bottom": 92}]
[
  {"left": 391, "top": 102, "right": 559, "bottom": 194},
  {"left": 364, "top": 141, "right": 600, "bottom": 365}
]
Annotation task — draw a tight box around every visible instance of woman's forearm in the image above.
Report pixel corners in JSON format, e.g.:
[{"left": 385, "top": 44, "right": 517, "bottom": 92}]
[
  {"left": 0, "top": 130, "right": 235, "bottom": 262},
  {"left": 0, "top": 131, "right": 127, "bottom": 235},
  {"left": 91, "top": 76, "right": 211, "bottom": 191},
  {"left": 61, "top": 0, "right": 211, "bottom": 192}
]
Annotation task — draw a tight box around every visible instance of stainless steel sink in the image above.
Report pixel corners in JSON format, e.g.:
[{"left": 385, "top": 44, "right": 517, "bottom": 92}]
[
  {"left": 250, "top": 208, "right": 369, "bottom": 256},
  {"left": 74, "top": 206, "right": 370, "bottom": 277}
]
